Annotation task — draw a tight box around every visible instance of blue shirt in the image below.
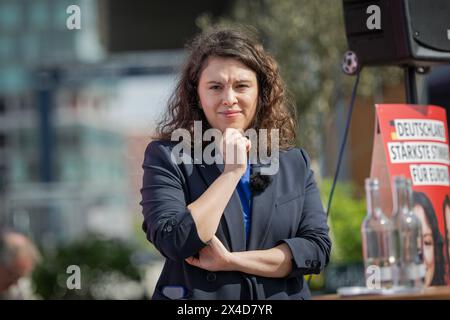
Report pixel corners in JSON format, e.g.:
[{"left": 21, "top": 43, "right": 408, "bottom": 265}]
[{"left": 236, "top": 164, "right": 252, "bottom": 243}]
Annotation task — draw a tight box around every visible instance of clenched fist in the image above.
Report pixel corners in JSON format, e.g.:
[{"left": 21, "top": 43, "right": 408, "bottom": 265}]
[{"left": 219, "top": 128, "right": 251, "bottom": 175}]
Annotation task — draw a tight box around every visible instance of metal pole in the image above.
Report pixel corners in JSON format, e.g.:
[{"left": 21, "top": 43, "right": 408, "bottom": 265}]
[{"left": 404, "top": 66, "right": 418, "bottom": 104}]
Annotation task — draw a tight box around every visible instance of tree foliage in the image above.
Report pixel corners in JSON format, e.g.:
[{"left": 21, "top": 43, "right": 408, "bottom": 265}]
[
  {"left": 32, "top": 235, "right": 146, "bottom": 299},
  {"left": 319, "top": 179, "right": 365, "bottom": 263}
]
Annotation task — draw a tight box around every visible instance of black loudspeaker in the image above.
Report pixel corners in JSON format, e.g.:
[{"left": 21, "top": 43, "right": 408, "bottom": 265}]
[
  {"left": 426, "top": 66, "right": 450, "bottom": 133},
  {"left": 343, "top": 0, "right": 450, "bottom": 67},
  {"left": 99, "top": 0, "right": 233, "bottom": 52}
]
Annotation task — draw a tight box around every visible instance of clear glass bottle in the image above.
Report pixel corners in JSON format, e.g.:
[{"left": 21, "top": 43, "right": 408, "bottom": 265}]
[
  {"left": 392, "top": 176, "right": 425, "bottom": 288},
  {"left": 361, "top": 178, "right": 397, "bottom": 289}
]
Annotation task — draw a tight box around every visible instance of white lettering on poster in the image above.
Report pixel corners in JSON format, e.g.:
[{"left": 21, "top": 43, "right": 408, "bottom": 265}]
[
  {"left": 394, "top": 119, "right": 446, "bottom": 142},
  {"left": 410, "top": 164, "right": 450, "bottom": 186},
  {"left": 387, "top": 142, "right": 449, "bottom": 164}
]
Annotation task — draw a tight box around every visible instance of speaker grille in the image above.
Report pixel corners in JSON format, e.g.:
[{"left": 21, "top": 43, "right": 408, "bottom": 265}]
[{"left": 407, "top": 0, "right": 450, "bottom": 52}]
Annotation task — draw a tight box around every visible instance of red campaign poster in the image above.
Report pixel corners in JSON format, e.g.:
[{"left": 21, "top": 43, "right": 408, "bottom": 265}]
[{"left": 370, "top": 104, "right": 450, "bottom": 287}]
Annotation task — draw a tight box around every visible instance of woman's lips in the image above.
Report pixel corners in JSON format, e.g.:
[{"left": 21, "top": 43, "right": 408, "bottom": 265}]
[{"left": 219, "top": 111, "right": 242, "bottom": 118}]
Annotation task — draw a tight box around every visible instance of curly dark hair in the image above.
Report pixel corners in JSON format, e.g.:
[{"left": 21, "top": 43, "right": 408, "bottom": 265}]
[{"left": 154, "top": 27, "right": 297, "bottom": 151}]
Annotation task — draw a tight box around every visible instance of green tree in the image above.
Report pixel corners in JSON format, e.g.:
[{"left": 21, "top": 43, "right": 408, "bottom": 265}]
[
  {"left": 319, "top": 179, "right": 365, "bottom": 263},
  {"left": 32, "top": 235, "right": 146, "bottom": 299}
]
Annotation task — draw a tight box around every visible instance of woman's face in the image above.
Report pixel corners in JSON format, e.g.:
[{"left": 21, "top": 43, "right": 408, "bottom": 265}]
[
  {"left": 414, "top": 204, "right": 435, "bottom": 286},
  {"left": 197, "top": 57, "right": 258, "bottom": 133}
]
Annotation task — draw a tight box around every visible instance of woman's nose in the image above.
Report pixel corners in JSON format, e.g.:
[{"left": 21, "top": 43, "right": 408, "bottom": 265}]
[{"left": 222, "top": 88, "right": 238, "bottom": 106}]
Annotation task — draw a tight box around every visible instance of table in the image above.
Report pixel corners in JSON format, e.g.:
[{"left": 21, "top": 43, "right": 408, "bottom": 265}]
[{"left": 312, "top": 286, "right": 450, "bottom": 300}]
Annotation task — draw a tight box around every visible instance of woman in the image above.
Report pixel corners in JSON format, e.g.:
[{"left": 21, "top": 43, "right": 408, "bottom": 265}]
[
  {"left": 140, "top": 28, "right": 331, "bottom": 300},
  {"left": 413, "top": 192, "right": 446, "bottom": 286}
]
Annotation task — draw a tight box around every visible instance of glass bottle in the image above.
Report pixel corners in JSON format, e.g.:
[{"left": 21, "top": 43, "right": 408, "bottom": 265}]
[
  {"left": 361, "top": 178, "right": 397, "bottom": 289},
  {"left": 392, "top": 176, "right": 425, "bottom": 288}
]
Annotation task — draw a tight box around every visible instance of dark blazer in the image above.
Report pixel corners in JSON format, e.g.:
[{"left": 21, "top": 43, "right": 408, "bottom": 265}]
[{"left": 140, "top": 140, "right": 331, "bottom": 300}]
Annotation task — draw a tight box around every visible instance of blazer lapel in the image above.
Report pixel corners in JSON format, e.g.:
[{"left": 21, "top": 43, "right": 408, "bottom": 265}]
[
  {"left": 197, "top": 162, "right": 246, "bottom": 252},
  {"left": 247, "top": 164, "right": 278, "bottom": 251}
]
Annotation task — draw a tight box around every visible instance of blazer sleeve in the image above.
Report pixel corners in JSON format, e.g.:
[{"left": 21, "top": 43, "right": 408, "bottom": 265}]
[
  {"left": 278, "top": 149, "right": 332, "bottom": 278},
  {"left": 140, "top": 141, "right": 207, "bottom": 261}
]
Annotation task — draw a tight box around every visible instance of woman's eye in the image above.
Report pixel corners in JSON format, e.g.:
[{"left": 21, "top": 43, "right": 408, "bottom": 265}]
[
  {"left": 424, "top": 240, "right": 433, "bottom": 246},
  {"left": 237, "top": 84, "right": 249, "bottom": 88},
  {"left": 209, "top": 85, "right": 221, "bottom": 90}
]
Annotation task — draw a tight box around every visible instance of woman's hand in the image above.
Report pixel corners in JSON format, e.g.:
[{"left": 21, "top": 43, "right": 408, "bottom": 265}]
[
  {"left": 220, "top": 128, "right": 251, "bottom": 176},
  {"left": 185, "top": 238, "right": 294, "bottom": 278},
  {"left": 185, "top": 128, "right": 250, "bottom": 244},
  {"left": 185, "top": 236, "right": 234, "bottom": 272}
]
